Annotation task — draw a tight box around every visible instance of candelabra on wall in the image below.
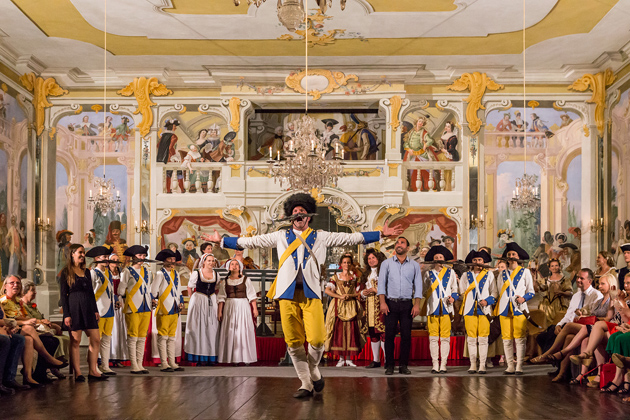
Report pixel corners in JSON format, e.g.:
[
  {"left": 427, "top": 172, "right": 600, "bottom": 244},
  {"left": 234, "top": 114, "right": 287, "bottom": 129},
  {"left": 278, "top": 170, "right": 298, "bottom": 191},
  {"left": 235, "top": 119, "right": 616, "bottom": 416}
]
[
  {"left": 135, "top": 220, "right": 154, "bottom": 235},
  {"left": 35, "top": 217, "right": 52, "bottom": 232},
  {"left": 589, "top": 218, "right": 604, "bottom": 233}
]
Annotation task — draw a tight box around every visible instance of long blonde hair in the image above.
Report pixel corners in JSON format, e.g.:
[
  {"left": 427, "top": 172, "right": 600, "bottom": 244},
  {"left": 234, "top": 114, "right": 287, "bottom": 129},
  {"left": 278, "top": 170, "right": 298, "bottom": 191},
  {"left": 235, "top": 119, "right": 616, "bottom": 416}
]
[{"left": 600, "top": 273, "right": 619, "bottom": 300}]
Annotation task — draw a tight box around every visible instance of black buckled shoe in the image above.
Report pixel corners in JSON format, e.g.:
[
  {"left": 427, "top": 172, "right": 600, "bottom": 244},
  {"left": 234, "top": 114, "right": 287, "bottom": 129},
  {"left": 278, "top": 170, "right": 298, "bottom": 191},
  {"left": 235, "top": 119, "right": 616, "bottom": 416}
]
[
  {"left": 366, "top": 361, "right": 381, "bottom": 369},
  {"left": 399, "top": 366, "right": 411, "bottom": 375},
  {"left": 293, "top": 388, "right": 314, "bottom": 398},
  {"left": 385, "top": 367, "right": 394, "bottom": 375}
]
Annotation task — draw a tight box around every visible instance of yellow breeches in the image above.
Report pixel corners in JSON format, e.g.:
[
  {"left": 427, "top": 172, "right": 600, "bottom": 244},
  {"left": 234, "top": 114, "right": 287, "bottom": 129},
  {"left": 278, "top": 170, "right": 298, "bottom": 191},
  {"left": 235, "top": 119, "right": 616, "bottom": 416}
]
[
  {"left": 279, "top": 289, "right": 326, "bottom": 348},
  {"left": 156, "top": 313, "right": 179, "bottom": 337},
  {"left": 500, "top": 314, "right": 528, "bottom": 340},
  {"left": 98, "top": 316, "right": 114, "bottom": 337},
  {"left": 428, "top": 314, "right": 451, "bottom": 338},
  {"left": 125, "top": 312, "right": 151, "bottom": 338},
  {"left": 464, "top": 315, "right": 490, "bottom": 338}
]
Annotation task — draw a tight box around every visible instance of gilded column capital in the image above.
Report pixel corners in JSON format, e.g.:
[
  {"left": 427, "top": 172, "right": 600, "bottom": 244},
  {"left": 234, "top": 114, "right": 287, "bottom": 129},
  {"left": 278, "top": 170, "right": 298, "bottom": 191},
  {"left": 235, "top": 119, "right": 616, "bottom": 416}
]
[
  {"left": 117, "top": 77, "right": 172, "bottom": 138},
  {"left": 568, "top": 68, "right": 615, "bottom": 136},
  {"left": 19, "top": 72, "right": 68, "bottom": 137},
  {"left": 447, "top": 72, "right": 504, "bottom": 135}
]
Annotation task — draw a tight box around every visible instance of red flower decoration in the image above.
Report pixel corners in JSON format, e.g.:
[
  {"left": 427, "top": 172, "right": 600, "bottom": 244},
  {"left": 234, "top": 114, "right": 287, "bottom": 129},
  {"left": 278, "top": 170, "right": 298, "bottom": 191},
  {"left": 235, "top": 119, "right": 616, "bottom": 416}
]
[{"left": 31, "top": 303, "right": 37, "bottom": 308}]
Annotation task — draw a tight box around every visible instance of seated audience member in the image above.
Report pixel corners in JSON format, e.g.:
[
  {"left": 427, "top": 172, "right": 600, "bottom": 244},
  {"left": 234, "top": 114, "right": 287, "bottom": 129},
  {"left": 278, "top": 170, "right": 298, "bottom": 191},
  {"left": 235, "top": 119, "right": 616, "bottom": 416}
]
[
  {"left": 0, "top": 304, "right": 30, "bottom": 392},
  {"left": 604, "top": 322, "right": 630, "bottom": 398},
  {"left": 1, "top": 276, "right": 67, "bottom": 385},
  {"left": 20, "top": 279, "right": 71, "bottom": 377},
  {"left": 535, "top": 268, "right": 602, "bottom": 354},
  {"left": 534, "top": 273, "right": 615, "bottom": 383},
  {"left": 537, "top": 258, "right": 572, "bottom": 326},
  {"left": 532, "top": 269, "right": 603, "bottom": 381}
]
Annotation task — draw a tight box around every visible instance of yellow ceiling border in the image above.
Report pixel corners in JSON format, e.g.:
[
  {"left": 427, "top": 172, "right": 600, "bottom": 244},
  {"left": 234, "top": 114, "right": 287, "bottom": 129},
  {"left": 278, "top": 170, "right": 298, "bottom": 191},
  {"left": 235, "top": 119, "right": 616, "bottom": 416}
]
[{"left": 10, "top": 0, "right": 618, "bottom": 57}]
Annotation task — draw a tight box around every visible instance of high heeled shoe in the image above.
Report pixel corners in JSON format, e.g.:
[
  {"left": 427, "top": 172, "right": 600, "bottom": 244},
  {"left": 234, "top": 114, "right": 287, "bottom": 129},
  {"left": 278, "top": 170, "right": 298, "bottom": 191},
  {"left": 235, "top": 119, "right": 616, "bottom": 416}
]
[
  {"left": 569, "top": 352, "right": 593, "bottom": 367},
  {"left": 612, "top": 353, "right": 630, "bottom": 370}
]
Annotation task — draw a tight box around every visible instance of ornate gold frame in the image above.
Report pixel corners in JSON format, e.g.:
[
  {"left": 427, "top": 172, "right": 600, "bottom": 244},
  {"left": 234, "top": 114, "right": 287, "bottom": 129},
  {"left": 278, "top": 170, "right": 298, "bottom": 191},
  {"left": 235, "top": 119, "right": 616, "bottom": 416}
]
[{"left": 285, "top": 69, "right": 358, "bottom": 100}]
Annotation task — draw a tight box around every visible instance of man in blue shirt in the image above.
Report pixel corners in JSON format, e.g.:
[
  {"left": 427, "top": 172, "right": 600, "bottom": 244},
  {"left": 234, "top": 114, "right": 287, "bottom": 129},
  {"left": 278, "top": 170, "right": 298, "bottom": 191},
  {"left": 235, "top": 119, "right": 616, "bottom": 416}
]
[{"left": 378, "top": 237, "right": 423, "bottom": 375}]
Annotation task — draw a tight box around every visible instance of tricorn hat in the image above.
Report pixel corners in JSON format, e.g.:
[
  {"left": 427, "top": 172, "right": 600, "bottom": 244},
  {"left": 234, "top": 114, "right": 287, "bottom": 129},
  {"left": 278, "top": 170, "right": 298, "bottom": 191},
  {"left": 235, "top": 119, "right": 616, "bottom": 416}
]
[
  {"left": 425, "top": 245, "right": 454, "bottom": 262},
  {"left": 283, "top": 193, "right": 317, "bottom": 218},
  {"left": 86, "top": 245, "right": 112, "bottom": 258},
  {"left": 124, "top": 245, "right": 149, "bottom": 257},
  {"left": 465, "top": 249, "right": 492, "bottom": 264},
  {"left": 223, "top": 131, "right": 236, "bottom": 142},
  {"left": 618, "top": 243, "right": 630, "bottom": 253},
  {"left": 56, "top": 230, "right": 73, "bottom": 243},
  {"left": 155, "top": 249, "right": 177, "bottom": 262},
  {"left": 501, "top": 242, "right": 529, "bottom": 260},
  {"left": 322, "top": 118, "right": 339, "bottom": 128}
]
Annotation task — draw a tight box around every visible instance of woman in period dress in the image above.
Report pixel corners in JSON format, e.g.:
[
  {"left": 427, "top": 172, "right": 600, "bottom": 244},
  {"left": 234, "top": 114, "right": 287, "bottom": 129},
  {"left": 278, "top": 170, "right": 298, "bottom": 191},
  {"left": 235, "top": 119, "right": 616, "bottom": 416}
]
[
  {"left": 595, "top": 251, "right": 617, "bottom": 286},
  {"left": 108, "top": 253, "right": 128, "bottom": 367},
  {"left": 185, "top": 253, "right": 220, "bottom": 365},
  {"left": 217, "top": 259, "right": 258, "bottom": 364},
  {"left": 324, "top": 254, "right": 366, "bottom": 367},
  {"left": 59, "top": 244, "right": 107, "bottom": 381},
  {"left": 360, "top": 249, "right": 386, "bottom": 368},
  {"left": 537, "top": 258, "right": 573, "bottom": 326}
]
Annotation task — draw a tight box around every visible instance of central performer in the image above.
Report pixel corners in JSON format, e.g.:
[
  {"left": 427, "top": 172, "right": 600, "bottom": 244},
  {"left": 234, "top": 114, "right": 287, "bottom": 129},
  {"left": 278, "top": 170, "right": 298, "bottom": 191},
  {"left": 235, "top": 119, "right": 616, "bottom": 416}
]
[{"left": 202, "top": 192, "right": 402, "bottom": 398}]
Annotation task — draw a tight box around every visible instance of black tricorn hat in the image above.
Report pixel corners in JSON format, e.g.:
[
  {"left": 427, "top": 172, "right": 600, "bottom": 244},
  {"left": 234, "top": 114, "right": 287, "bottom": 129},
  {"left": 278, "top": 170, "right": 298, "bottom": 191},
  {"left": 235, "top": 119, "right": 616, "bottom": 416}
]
[
  {"left": 124, "top": 245, "right": 148, "bottom": 257},
  {"left": 175, "top": 250, "right": 182, "bottom": 262},
  {"left": 156, "top": 249, "right": 177, "bottom": 262},
  {"left": 322, "top": 118, "right": 339, "bottom": 127},
  {"left": 619, "top": 243, "right": 630, "bottom": 253},
  {"left": 425, "top": 245, "right": 454, "bottom": 262},
  {"left": 283, "top": 193, "right": 317, "bottom": 218},
  {"left": 223, "top": 131, "right": 236, "bottom": 142},
  {"left": 501, "top": 242, "right": 529, "bottom": 260},
  {"left": 86, "top": 245, "right": 112, "bottom": 258},
  {"left": 465, "top": 249, "right": 492, "bottom": 264}
]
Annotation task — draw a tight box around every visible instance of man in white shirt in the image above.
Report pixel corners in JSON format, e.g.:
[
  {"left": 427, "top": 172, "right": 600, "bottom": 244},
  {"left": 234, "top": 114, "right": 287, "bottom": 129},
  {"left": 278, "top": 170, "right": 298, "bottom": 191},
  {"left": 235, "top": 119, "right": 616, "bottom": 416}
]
[
  {"left": 535, "top": 268, "right": 603, "bottom": 364},
  {"left": 555, "top": 268, "right": 603, "bottom": 331}
]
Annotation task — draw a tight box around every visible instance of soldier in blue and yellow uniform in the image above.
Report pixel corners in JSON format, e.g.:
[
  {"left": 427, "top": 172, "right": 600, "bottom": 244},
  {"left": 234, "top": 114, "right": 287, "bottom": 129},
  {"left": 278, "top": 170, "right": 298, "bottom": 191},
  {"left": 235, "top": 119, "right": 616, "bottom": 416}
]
[
  {"left": 422, "top": 245, "right": 459, "bottom": 374},
  {"left": 152, "top": 249, "right": 185, "bottom": 372},
  {"left": 459, "top": 249, "right": 496, "bottom": 374},
  {"left": 118, "top": 245, "right": 152, "bottom": 374},
  {"left": 494, "top": 242, "right": 535, "bottom": 375},
  {"left": 202, "top": 193, "right": 402, "bottom": 398},
  {"left": 87, "top": 245, "right": 117, "bottom": 376}
]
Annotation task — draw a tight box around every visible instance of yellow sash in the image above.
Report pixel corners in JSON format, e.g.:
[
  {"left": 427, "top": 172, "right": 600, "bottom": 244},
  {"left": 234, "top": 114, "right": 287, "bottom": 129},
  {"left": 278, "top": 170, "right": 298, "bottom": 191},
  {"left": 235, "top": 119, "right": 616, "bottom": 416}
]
[
  {"left": 493, "top": 266, "right": 522, "bottom": 316},
  {"left": 94, "top": 269, "right": 110, "bottom": 301},
  {"left": 420, "top": 267, "right": 447, "bottom": 316},
  {"left": 126, "top": 266, "right": 145, "bottom": 313},
  {"left": 158, "top": 269, "right": 175, "bottom": 314},
  {"left": 459, "top": 270, "right": 487, "bottom": 316},
  {"left": 266, "top": 228, "right": 313, "bottom": 299}
]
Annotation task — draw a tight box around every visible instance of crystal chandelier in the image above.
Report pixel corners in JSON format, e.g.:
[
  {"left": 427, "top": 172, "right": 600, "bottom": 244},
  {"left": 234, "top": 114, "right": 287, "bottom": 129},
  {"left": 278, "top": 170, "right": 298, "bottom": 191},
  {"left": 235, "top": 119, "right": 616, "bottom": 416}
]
[
  {"left": 510, "top": 174, "right": 540, "bottom": 211},
  {"left": 509, "top": 0, "right": 540, "bottom": 214},
  {"left": 87, "top": 3, "right": 121, "bottom": 217},
  {"left": 232, "top": 0, "right": 346, "bottom": 32},
  {"left": 268, "top": 114, "right": 344, "bottom": 190},
  {"left": 88, "top": 175, "right": 121, "bottom": 215}
]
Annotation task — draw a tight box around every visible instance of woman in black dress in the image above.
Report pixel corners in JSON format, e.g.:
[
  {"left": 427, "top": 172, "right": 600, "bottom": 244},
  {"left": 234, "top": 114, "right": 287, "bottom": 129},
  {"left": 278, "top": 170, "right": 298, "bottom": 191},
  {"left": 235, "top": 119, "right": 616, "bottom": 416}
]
[{"left": 59, "top": 244, "right": 107, "bottom": 382}]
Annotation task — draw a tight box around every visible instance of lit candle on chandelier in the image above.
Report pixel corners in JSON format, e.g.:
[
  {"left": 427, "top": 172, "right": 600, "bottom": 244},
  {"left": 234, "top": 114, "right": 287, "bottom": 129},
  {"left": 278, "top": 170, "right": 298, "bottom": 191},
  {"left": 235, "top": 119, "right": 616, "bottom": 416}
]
[
  {"left": 289, "top": 140, "right": 294, "bottom": 151},
  {"left": 269, "top": 146, "right": 272, "bottom": 157},
  {"left": 335, "top": 143, "right": 339, "bottom": 155},
  {"left": 277, "top": 150, "right": 280, "bottom": 160},
  {"left": 311, "top": 140, "right": 315, "bottom": 151},
  {"left": 89, "top": 190, "right": 93, "bottom": 198},
  {"left": 341, "top": 148, "right": 345, "bottom": 159},
  {"left": 116, "top": 190, "right": 120, "bottom": 197}
]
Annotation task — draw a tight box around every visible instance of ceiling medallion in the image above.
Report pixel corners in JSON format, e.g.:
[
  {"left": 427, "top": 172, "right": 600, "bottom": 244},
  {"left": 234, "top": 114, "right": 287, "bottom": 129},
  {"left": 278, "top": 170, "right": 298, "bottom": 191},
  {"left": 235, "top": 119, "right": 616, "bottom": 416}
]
[{"left": 285, "top": 69, "right": 358, "bottom": 100}]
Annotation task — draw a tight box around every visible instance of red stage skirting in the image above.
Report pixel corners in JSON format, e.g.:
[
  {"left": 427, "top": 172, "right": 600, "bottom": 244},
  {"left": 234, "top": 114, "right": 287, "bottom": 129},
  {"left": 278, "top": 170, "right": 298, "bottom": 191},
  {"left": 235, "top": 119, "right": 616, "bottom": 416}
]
[{"left": 253, "top": 336, "right": 465, "bottom": 362}]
